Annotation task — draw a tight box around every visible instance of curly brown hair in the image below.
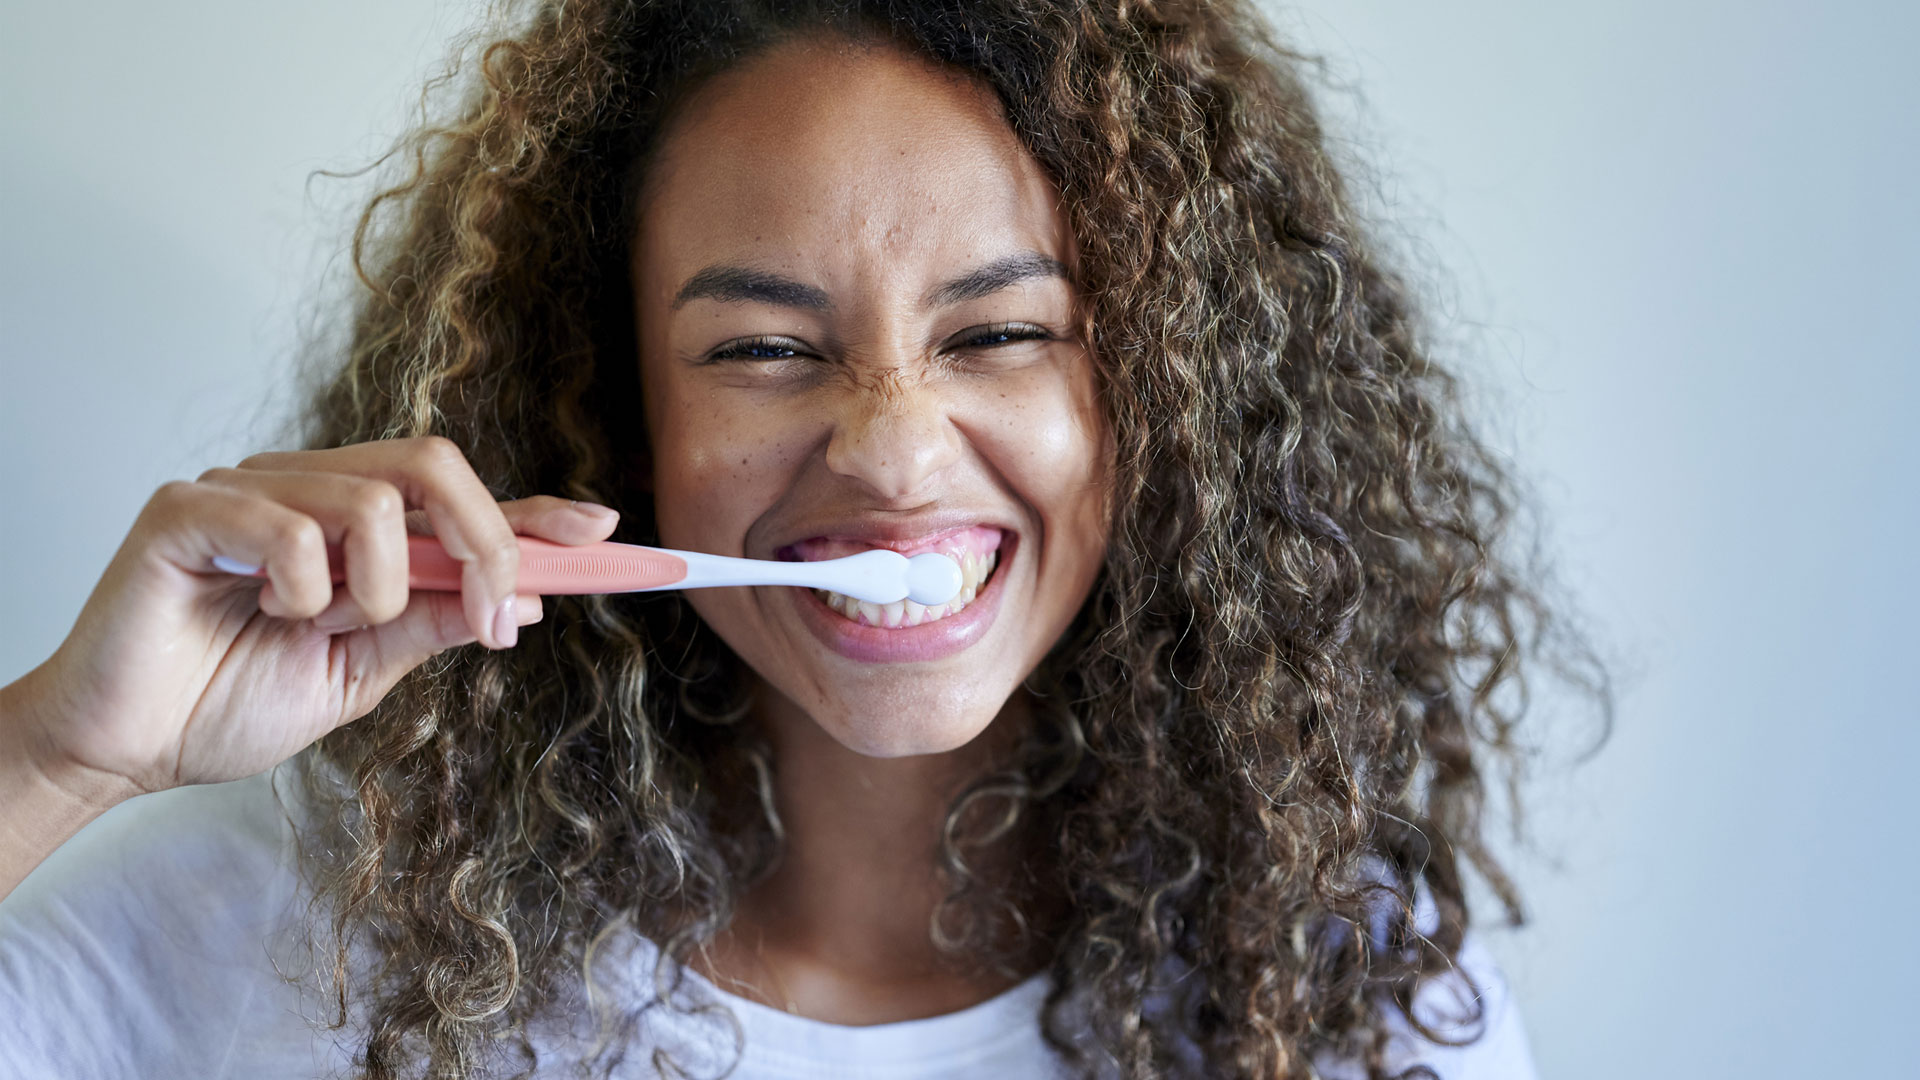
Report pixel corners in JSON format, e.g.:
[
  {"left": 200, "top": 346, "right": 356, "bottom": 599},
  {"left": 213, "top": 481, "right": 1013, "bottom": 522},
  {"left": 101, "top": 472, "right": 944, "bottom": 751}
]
[{"left": 288, "top": 1, "right": 1609, "bottom": 1077}]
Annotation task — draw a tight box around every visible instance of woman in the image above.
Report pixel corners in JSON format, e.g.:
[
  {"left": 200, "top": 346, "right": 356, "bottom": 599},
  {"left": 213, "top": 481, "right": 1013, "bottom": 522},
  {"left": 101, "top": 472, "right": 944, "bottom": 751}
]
[{"left": 0, "top": 0, "right": 1602, "bottom": 1076}]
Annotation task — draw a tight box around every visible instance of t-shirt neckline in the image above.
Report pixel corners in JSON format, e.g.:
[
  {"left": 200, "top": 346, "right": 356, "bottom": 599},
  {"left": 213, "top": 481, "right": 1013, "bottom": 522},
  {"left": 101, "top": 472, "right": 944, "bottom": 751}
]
[{"left": 675, "top": 961, "right": 1054, "bottom": 1067}]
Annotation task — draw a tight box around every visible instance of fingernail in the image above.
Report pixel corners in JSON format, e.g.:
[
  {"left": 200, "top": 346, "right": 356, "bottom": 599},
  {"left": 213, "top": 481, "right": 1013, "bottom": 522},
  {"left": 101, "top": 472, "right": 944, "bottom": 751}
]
[
  {"left": 571, "top": 500, "right": 619, "bottom": 519},
  {"left": 492, "top": 595, "right": 518, "bottom": 648}
]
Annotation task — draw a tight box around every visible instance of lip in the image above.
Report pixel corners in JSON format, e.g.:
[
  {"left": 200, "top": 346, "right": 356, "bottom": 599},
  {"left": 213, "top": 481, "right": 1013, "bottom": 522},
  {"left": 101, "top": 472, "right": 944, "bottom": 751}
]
[{"left": 790, "top": 532, "right": 1016, "bottom": 663}]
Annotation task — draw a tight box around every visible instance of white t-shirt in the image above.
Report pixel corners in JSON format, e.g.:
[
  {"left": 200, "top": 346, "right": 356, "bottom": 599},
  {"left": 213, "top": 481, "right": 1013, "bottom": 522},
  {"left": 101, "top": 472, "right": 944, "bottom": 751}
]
[{"left": 0, "top": 771, "right": 1537, "bottom": 1079}]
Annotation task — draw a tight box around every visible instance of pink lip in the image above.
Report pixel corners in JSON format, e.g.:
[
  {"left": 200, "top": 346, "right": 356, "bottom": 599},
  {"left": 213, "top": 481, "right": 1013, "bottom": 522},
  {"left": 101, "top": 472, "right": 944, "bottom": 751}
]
[{"left": 790, "top": 533, "right": 1016, "bottom": 663}]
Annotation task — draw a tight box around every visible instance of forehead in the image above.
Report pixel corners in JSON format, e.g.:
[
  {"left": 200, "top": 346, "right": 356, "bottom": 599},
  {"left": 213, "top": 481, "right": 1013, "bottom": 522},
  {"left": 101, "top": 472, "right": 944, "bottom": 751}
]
[{"left": 635, "top": 37, "right": 1071, "bottom": 284}]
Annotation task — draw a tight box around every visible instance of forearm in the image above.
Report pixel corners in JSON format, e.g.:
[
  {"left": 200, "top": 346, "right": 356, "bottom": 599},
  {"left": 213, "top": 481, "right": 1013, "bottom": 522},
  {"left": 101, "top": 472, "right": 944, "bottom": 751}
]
[{"left": 0, "top": 667, "right": 140, "bottom": 903}]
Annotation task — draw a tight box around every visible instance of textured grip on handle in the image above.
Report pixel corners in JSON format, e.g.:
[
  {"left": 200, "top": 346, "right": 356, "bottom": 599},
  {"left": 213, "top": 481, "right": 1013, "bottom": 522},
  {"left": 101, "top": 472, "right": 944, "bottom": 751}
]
[{"left": 511, "top": 537, "right": 688, "bottom": 594}]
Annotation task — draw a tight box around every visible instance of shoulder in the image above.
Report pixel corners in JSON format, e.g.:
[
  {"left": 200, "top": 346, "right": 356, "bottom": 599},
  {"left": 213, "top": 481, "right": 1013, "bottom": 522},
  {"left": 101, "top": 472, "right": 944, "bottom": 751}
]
[{"left": 0, "top": 767, "right": 341, "bottom": 1079}]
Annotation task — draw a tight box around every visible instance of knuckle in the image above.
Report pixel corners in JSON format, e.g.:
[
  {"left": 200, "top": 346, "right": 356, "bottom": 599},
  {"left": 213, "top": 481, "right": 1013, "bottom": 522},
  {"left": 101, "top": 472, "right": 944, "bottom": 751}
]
[
  {"left": 150, "top": 479, "right": 198, "bottom": 511},
  {"left": 415, "top": 436, "right": 467, "bottom": 471},
  {"left": 195, "top": 466, "right": 238, "bottom": 486},
  {"left": 495, "top": 496, "right": 549, "bottom": 531},
  {"left": 142, "top": 481, "right": 201, "bottom": 530},
  {"left": 479, "top": 534, "right": 521, "bottom": 578},
  {"left": 272, "top": 515, "right": 325, "bottom": 557},
  {"left": 236, "top": 450, "right": 285, "bottom": 471},
  {"left": 350, "top": 479, "right": 405, "bottom": 525}
]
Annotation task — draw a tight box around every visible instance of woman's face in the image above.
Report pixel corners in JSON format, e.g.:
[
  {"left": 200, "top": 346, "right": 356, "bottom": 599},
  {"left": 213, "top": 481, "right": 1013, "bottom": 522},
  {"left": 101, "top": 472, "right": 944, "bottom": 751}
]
[{"left": 632, "top": 37, "right": 1111, "bottom": 758}]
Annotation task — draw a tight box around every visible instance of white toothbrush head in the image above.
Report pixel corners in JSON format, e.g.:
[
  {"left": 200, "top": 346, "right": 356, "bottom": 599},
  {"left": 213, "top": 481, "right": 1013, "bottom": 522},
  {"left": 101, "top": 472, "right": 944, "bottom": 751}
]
[
  {"left": 795, "top": 549, "right": 962, "bottom": 606},
  {"left": 527, "top": 543, "right": 970, "bottom": 606},
  {"left": 904, "top": 551, "right": 964, "bottom": 606}
]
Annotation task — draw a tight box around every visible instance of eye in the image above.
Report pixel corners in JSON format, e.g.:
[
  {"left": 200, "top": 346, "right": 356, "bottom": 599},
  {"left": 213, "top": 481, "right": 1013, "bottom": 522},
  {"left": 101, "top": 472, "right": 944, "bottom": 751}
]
[
  {"left": 949, "top": 323, "right": 1054, "bottom": 350},
  {"left": 704, "top": 336, "right": 811, "bottom": 363},
  {"left": 701, "top": 324, "right": 1055, "bottom": 364}
]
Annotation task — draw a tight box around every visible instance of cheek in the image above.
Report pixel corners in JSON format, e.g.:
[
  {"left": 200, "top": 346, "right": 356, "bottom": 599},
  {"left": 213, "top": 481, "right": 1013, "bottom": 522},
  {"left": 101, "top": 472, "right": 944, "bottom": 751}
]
[
  {"left": 1040, "top": 408, "right": 1112, "bottom": 586},
  {"left": 968, "top": 360, "right": 1111, "bottom": 566},
  {"left": 647, "top": 382, "right": 796, "bottom": 553}
]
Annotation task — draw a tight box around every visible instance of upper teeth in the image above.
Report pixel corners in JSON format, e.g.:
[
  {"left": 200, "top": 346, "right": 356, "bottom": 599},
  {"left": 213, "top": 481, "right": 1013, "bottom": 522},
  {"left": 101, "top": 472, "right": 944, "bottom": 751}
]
[{"left": 815, "top": 548, "right": 999, "bottom": 628}]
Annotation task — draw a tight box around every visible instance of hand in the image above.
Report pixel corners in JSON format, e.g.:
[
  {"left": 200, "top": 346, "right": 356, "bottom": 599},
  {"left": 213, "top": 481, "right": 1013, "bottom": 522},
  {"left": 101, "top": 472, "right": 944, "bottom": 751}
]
[{"left": 3, "top": 436, "right": 618, "bottom": 803}]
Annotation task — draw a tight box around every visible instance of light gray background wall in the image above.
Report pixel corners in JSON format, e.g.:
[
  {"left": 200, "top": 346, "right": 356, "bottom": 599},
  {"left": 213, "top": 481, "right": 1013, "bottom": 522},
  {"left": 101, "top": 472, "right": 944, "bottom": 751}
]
[{"left": 3, "top": 2, "right": 1914, "bottom": 1076}]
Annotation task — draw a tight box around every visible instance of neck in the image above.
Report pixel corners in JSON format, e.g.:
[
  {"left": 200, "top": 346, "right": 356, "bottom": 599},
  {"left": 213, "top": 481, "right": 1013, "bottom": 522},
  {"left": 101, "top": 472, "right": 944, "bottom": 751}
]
[{"left": 696, "top": 680, "right": 1043, "bottom": 1022}]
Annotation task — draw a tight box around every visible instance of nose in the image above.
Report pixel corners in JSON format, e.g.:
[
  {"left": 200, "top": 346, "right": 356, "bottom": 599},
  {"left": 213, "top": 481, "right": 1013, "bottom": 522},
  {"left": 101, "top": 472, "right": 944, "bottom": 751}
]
[{"left": 822, "top": 366, "right": 964, "bottom": 501}]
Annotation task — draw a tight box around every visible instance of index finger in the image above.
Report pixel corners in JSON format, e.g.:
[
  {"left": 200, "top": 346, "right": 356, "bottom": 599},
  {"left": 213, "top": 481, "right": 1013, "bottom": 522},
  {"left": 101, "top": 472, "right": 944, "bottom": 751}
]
[{"left": 239, "top": 437, "right": 520, "bottom": 649}]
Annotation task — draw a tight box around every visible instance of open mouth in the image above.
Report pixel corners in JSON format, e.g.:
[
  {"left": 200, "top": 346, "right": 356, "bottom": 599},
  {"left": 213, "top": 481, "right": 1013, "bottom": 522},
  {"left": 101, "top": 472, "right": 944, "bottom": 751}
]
[{"left": 782, "top": 525, "right": 1006, "bottom": 630}]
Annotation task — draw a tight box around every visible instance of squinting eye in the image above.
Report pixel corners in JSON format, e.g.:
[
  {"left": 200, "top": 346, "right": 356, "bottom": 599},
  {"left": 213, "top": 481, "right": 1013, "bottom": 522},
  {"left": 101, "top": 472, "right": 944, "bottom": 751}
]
[
  {"left": 955, "top": 324, "right": 1053, "bottom": 349},
  {"left": 706, "top": 337, "right": 806, "bottom": 362},
  {"left": 704, "top": 325, "right": 1053, "bottom": 363}
]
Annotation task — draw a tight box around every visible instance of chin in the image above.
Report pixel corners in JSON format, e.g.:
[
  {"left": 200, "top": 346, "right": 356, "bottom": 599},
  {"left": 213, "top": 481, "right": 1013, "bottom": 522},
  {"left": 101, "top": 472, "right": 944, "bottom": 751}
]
[{"left": 817, "top": 703, "right": 1001, "bottom": 759}]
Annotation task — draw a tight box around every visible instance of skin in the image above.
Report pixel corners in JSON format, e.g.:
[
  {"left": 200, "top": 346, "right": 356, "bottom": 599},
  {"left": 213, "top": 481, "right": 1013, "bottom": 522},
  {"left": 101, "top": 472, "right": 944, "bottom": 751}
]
[
  {"left": 633, "top": 37, "right": 1113, "bottom": 1020},
  {"left": 0, "top": 438, "right": 590, "bottom": 901},
  {"left": 0, "top": 32, "right": 1113, "bottom": 1033}
]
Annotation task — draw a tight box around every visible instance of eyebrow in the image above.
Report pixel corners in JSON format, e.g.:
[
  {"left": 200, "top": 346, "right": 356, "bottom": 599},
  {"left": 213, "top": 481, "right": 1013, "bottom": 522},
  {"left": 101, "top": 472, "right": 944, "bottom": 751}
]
[{"left": 669, "top": 251, "right": 1070, "bottom": 312}]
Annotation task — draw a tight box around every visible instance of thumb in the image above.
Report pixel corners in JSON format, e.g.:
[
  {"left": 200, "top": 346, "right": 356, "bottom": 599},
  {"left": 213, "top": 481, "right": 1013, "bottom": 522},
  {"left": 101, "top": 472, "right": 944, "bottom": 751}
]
[{"left": 331, "top": 589, "right": 544, "bottom": 722}]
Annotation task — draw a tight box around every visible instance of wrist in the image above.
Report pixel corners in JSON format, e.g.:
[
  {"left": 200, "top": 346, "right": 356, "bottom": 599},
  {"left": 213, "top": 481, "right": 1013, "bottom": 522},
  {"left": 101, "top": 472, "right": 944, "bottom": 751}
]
[
  {"left": 0, "top": 666, "right": 142, "bottom": 901},
  {"left": 1, "top": 663, "right": 140, "bottom": 820}
]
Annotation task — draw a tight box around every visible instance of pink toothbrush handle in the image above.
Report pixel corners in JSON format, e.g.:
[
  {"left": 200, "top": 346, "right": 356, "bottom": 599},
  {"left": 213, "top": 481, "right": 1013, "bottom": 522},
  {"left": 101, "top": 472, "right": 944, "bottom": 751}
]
[
  {"left": 227, "top": 536, "right": 689, "bottom": 595},
  {"left": 403, "top": 536, "right": 689, "bottom": 594}
]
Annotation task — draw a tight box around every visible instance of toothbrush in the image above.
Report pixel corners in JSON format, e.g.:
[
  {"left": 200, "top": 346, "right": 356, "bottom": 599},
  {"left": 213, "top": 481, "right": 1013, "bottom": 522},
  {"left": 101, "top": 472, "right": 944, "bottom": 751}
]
[{"left": 209, "top": 536, "right": 965, "bottom": 607}]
